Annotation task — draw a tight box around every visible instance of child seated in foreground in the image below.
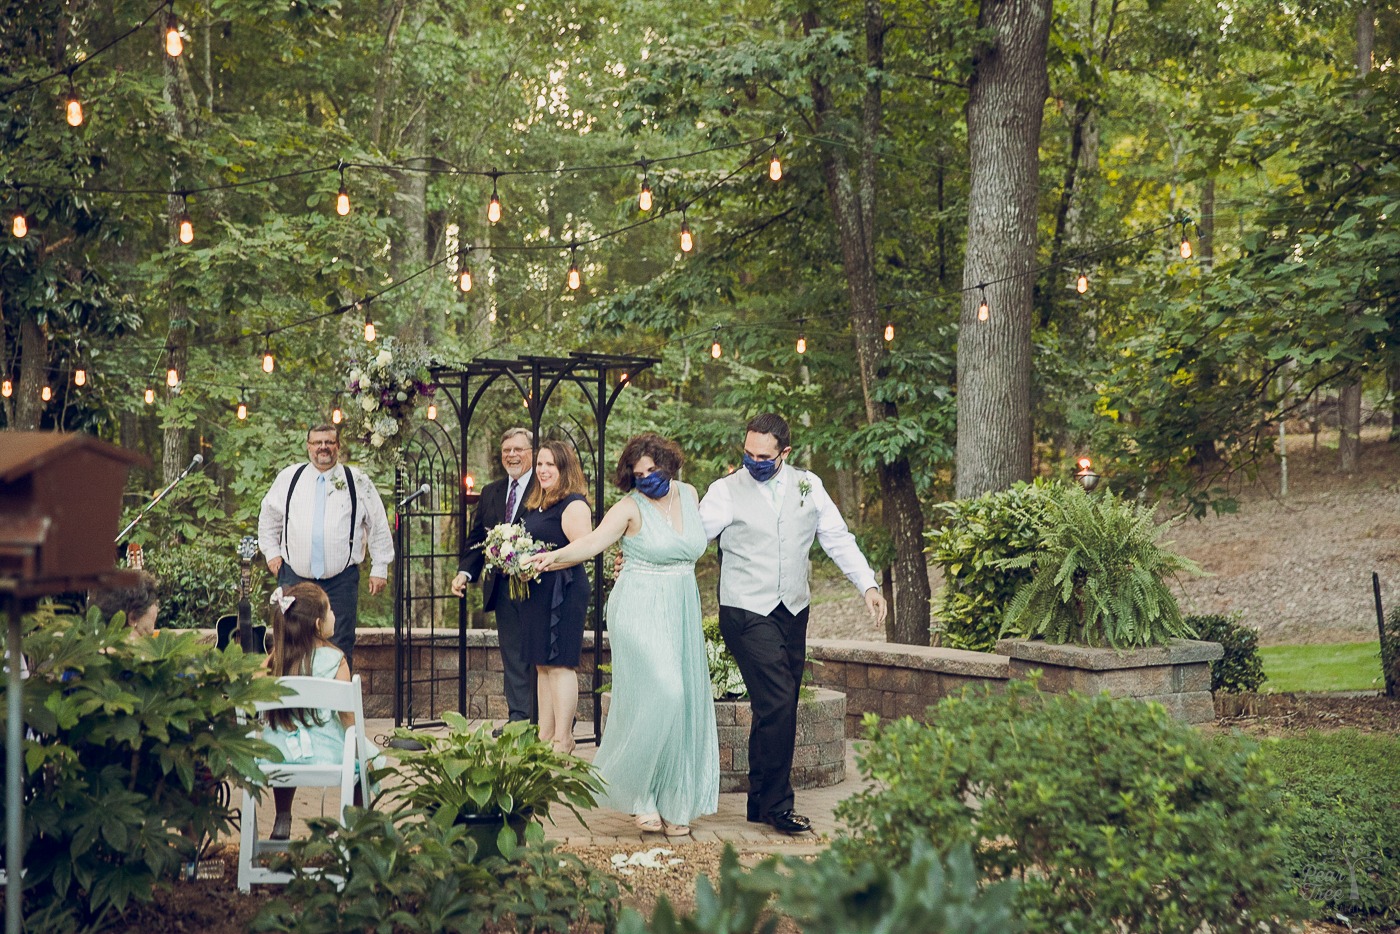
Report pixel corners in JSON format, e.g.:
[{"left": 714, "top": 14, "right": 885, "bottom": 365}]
[{"left": 261, "top": 582, "right": 358, "bottom": 840}]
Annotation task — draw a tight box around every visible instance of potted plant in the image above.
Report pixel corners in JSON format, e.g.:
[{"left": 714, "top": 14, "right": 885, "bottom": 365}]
[
  {"left": 994, "top": 484, "right": 1223, "bottom": 723},
  {"left": 375, "top": 713, "right": 602, "bottom": 859}
]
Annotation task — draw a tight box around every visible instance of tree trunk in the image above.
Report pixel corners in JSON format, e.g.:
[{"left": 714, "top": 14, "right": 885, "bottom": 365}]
[
  {"left": 805, "top": 1, "right": 930, "bottom": 646},
  {"left": 368, "top": 0, "right": 409, "bottom": 151},
  {"left": 1190, "top": 176, "right": 1224, "bottom": 470},
  {"left": 1339, "top": 5, "right": 1374, "bottom": 471},
  {"left": 161, "top": 29, "right": 196, "bottom": 483},
  {"left": 15, "top": 313, "right": 47, "bottom": 431},
  {"left": 955, "top": 0, "right": 1052, "bottom": 498}
]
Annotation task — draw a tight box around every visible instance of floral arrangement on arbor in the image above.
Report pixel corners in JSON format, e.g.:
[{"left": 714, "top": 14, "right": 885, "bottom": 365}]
[{"left": 346, "top": 338, "right": 435, "bottom": 464}]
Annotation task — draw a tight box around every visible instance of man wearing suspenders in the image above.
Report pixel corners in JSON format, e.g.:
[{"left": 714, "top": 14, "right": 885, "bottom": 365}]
[{"left": 258, "top": 424, "right": 394, "bottom": 668}]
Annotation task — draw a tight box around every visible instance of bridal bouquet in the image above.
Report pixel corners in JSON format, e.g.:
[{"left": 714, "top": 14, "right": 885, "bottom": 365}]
[{"left": 481, "top": 523, "right": 546, "bottom": 600}]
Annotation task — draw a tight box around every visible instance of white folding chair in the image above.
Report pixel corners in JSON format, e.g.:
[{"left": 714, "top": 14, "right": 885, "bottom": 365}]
[{"left": 237, "top": 674, "right": 370, "bottom": 892}]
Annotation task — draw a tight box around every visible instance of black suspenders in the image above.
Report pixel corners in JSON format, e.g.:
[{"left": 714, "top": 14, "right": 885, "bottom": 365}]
[{"left": 283, "top": 464, "right": 359, "bottom": 576}]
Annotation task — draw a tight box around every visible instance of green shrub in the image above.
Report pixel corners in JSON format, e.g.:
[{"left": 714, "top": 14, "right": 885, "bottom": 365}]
[
  {"left": 143, "top": 543, "right": 247, "bottom": 629},
  {"left": 5, "top": 608, "right": 281, "bottom": 932},
  {"left": 925, "top": 480, "right": 1056, "bottom": 651},
  {"left": 251, "top": 807, "right": 620, "bottom": 933},
  {"left": 1255, "top": 730, "right": 1400, "bottom": 924},
  {"left": 1000, "top": 485, "right": 1202, "bottom": 648},
  {"left": 835, "top": 680, "right": 1305, "bottom": 934},
  {"left": 617, "top": 838, "right": 1020, "bottom": 934},
  {"left": 1382, "top": 606, "right": 1400, "bottom": 696},
  {"left": 1188, "top": 613, "right": 1266, "bottom": 693}
]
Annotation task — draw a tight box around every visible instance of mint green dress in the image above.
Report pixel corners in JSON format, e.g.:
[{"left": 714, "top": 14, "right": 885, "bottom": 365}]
[{"left": 596, "top": 486, "right": 718, "bottom": 825}]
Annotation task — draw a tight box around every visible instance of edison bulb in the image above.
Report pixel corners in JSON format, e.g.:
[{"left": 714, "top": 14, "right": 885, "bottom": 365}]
[
  {"left": 427, "top": 403, "right": 438, "bottom": 420},
  {"left": 364, "top": 319, "right": 376, "bottom": 342},
  {"left": 336, "top": 188, "right": 351, "bottom": 216},
  {"left": 12, "top": 213, "right": 27, "bottom": 238},
  {"left": 144, "top": 387, "right": 155, "bottom": 404},
  {"left": 680, "top": 223, "right": 693, "bottom": 253},
  {"left": 567, "top": 264, "right": 581, "bottom": 290},
  {"left": 884, "top": 323, "right": 894, "bottom": 342},
  {"left": 166, "top": 368, "right": 180, "bottom": 387},
  {"left": 487, "top": 194, "right": 502, "bottom": 224},
  {"left": 74, "top": 368, "right": 87, "bottom": 387},
  {"left": 332, "top": 406, "right": 343, "bottom": 425},
  {"left": 178, "top": 217, "right": 193, "bottom": 243},
  {"left": 1179, "top": 238, "right": 1192, "bottom": 259},
  {"left": 977, "top": 300, "right": 989, "bottom": 322},
  {"left": 237, "top": 402, "right": 248, "bottom": 420},
  {"left": 769, "top": 155, "right": 782, "bottom": 181},
  {"left": 639, "top": 184, "right": 653, "bottom": 212},
  {"left": 1, "top": 380, "right": 11, "bottom": 398},
  {"left": 710, "top": 340, "right": 721, "bottom": 359},
  {"left": 262, "top": 352, "right": 274, "bottom": 373},
  {"left": 66, "top": 98, "right": 83, "bottom": 127},
  {"left": 165, "top": 26, "right": 183, "bottom": 57},
  {"left": 1076, "top": 274, "right": 1088, "bottom": 294},
  {"left": 796, "top": 336, "right": 806, "bottom": 354},
  {"left": 459, "top": 269, "right": 473, "bottom": 292}
]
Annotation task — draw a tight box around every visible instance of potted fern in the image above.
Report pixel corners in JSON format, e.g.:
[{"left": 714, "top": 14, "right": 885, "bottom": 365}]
[
  {"left": 375, "top": 714, "right": 602, "bottom": 859},
  {"left": 993, "top": 485, "right": 1223, "bottom": 722}
]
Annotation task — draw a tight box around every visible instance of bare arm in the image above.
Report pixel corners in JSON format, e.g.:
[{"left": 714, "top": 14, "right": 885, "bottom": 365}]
[
  {"left": 335, "top": 654, "right": 355, "bottom": 728},
  {"left": 530, "top": 497, "right": 638, "bottom": 571}
]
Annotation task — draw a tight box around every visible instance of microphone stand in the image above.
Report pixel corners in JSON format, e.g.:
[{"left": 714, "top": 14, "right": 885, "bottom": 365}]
[{"left": 115, "top": 458, "right": 204, "bottom": 544}]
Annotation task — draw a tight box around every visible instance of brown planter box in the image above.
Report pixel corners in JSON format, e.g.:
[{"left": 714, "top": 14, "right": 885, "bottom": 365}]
[
  {"left": 602, "top": 688, "right": 847, "bottom": 793},
  {"left": 995, "top": 638, "right": 1223, "bottom": 724}
]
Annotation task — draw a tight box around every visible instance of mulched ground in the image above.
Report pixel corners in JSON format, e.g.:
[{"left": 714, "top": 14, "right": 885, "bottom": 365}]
[{"left": 1211, "top": 691, "right": 1400, "bottom": 737}]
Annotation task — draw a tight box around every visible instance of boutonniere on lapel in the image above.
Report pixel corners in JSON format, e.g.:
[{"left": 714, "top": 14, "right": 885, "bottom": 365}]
[
  {"left": 797, "top": 478, "right": 812, "bottom": 507},
  {"left": 331, "top": 472, "right": 348, "bottom": 493}
]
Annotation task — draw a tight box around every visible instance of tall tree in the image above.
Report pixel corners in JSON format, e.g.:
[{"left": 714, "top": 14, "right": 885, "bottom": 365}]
[
  {"left": 1337, "top": 2, "right": 1374, "bottom": 473},
  {"left": 955, "top": 0, "right": 1052, "bottom": 498}
]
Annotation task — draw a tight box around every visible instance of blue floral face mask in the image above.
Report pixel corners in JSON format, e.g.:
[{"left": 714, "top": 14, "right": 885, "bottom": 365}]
[
  {"left": 742, "top": 453, "right": 781, "bottom": 482},
  {"left": 634, "top": 469, "right": 671, "bottom": 498}
]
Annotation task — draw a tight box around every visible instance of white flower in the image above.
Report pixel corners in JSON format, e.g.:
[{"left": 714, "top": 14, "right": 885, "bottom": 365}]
[
  {"left": 349, "top": 368, "right": 363, "bottom": 383},
  {"left": 375, "top": 349, "right": 393, "bottom": 368},
  {"left": 370, "top": 433, "right": 385, "bottom": 448},
  {"left": 360, "top": 396, "right": 378, "bottom": 412},
  {"left": 395, "top": 391, "right": 408, "bottom": 402},
  {"left": 374, "top": 416, "right": 400, "bottom": 437}
]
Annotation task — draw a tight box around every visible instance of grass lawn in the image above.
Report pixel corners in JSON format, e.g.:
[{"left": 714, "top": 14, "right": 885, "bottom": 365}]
[{"left": 1259, "top": 642, "right": 1384, "bottom": 692}]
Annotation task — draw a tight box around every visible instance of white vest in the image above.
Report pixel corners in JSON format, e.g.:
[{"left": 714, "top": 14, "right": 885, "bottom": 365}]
[{"left": 717, "top": 468, "right": 821, "bottom": 615}]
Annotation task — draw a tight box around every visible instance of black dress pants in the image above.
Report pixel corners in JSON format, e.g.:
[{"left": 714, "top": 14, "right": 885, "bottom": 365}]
[
  {"left": 718, "top": 602, "right": 809, "bottom": 820},
  {"left": 278, "top": 563, "right": 360, "bottom": 669}
]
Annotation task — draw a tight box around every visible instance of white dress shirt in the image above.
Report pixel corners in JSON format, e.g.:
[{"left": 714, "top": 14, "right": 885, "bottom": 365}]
[
  {"left": 698, "top": 463, "right": 878, "bottom": 595},
  {"left": 258, "top": 461, "right": 395, "bottom": 579}
]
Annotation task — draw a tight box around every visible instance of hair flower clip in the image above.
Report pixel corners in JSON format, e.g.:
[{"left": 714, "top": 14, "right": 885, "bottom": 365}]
[{"left": 269, "top": 586, "right": 295, "bottom": 612}]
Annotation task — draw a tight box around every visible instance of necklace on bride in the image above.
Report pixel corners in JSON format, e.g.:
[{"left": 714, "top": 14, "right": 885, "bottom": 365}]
[{"left": 662, "top": 485, "right": 680, "bottom": 529}]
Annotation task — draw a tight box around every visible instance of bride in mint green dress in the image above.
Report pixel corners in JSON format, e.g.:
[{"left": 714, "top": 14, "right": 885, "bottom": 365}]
[{"left": 527, "top": 434, "right": 718, "bottom": 835}]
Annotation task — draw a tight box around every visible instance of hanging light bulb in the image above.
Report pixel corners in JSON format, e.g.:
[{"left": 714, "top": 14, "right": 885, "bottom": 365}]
[
  {"left": 166, "top": 366, "right": 180, "bottom": 387},
  {"left": 12, "top": 211, "right": 27, "bottom": 238},
  {"left": 884, "top": 322, "right": 894, "bottom": 342},
  {"left": 176, "top": 200, "right": 194, "bottom": 244},
  {"left": 769, "top": 154, "right": 782, "bottom": 182},
  {"left": 679, "top": 213, "right": 693, "bottom": 253},
  {"left": 638, "top": 161, "right": 653, "bottom": 211},
  {"left": 796, "top": 318, "right": 806, "bottom": 354},
  {"left": 977, "top": 284, "right": 989, "bottom": 323},
  {"left": 332, "top": 404, "right": 343, "bottom": 425},
  {"left": 567, "top": 259, "right": 581, "bottom": 291},
  {"left": 261, "top": 339, "right": 275, "bottom": 373},
  {"left": 236, "top": 401, "right": 248, "bottom": 420},
  {"left": 710, "top": 328, "right": 722, "bottom": 359},
  {"left": 74, "top": 367, "right": 87, "bottom": 387},
  {"left": 1, "top": 379, "right": 11, "bottom": 398},
  {"left": 1076, "top": 272, "right": 1088, "bottom": 294},
  {"left": 426, "top": 403, "right": 438, "bottom": 420},
  {"left": 65, "top": 79, "right": 84, "bottom": 127},
  {"left": 40, "top": 385, "right": 52, "bottom": 402},
  {"left": 487, "top": 309, "right": 497, "bottom": 323},
  {"left": 336, "top": 172, "right": 351, "bottom": 216},
  {"left": 165, "top": 12, "right": 184, "bottom": 57},
  {"left": 1179, "top": 234, "right": 1192, "bottom": 259},
  {"left": 362, "top": 305, "right": 376, "bottom": 342},
  {"left": 458, "top": 250, "right": 473, "bottom": 292},
  {"left": 144, "top": 386, "right": 155, "bottom": 404},
  {"left": 487, "top": 172, "right": 502, "bottom": 224}
]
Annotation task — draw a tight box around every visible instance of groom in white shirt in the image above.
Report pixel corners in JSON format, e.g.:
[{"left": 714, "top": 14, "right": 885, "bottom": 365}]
[{"left": 699, "top": 413, "right": 887, "bottom": 835}]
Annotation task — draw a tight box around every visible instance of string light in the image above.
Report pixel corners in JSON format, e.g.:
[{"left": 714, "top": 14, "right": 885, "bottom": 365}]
[
  {"left": 426, "top": 403, "right": 438, "bottom": 420},
  {"left": 362, "top": 304, "right": 376, "bottom": 342},
  {"left": 884, "top": 322, "right": 895, "bottom": 342},
  {"left": 638, "top": 161, "right": 653, "bottom": 212},
  {"left": 1179, "top": 234, "right": 1192, "bottom": 258},
  {"left": 164, "top": 9, "right": 184, "bottom": 57},
  {"left": 12, "top": 211, "right": 27, "bottom": 238},
  {"left": 1076, "top": 271, "right": 1088, "bottom": 294},
  {"left": 487, "top": 309, "right": 497, "bottom": 323},
  {"left": 331, "top": 397, "right": 343, "bottom": 424},
  {"left": 176, "top": 196, "right": 193, "bottom": 243},
  {"left": 487, "top": 172, "right": 502, "bottom": 224},
  {"left": 335, "top": 163, "right": 350, "bottom": 216},
  {"left": 73, "top": 367, "right": 87, "bottom": 387},
  {"left": 977, "top": 284, "right": 989, "bottom": 323},
  {"left": 567, "top": 244, "right": 582, "bottom": 291},
  {"left": 236, "top": 386, "right": 247, "bottom": 420},
  {"left": 796, "top": 318, "right": 806, "bottom": 354},
  {"left": 769, "top": 153, "right": 782, "bottom": 182},
  {"left": 144, "top": 386, "right": 155, "bottom": 404},
  {"left": 261, "top": 338, "right": 275, "bottom": 373},
  {"left": 40, "top": 385, "right": 51, "bottom": 402},
  {"left": 457, "top": 248, "right": 473, "bottom": 292},
  {"left": 710, "top": 327, "right": 722, "bottom": 359},
  {"left": 166, "top": 366, "right": 180, "bottom": 387},
  {"left": 679, "top": 211, "right": 693, "bottom": 253},
  {"left": 1, "top": 379, "right": 11, "bottom": 398},
  {"left": 65, "top": 75, "right": 83, "bottom": 127}
]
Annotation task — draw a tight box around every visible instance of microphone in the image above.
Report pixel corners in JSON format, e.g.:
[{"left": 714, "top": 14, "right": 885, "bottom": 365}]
[
  {"left": 398, "top": 483, "right": 432, "bottom": 508},
  {"left": 187, "top": 453, "right": 204, "bottom": 472}
]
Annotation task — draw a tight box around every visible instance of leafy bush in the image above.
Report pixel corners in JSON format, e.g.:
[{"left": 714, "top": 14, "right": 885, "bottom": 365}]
[
  {"left": 835, "top": 680, "right": 1304, "bottom": 934},
  {"left": 1255, "top": 730, "right": 1400, "bottom": 925},
  {"left": 617, "top": 838, "right": 1019, "bottom": 934},
  {"left": 1000, "top": 485, "right": 1202, "bottom": 647},
  {"left": 702, "top": 615, "right": 746, "bottom": 699},
  {"left": 251, "top": 807, "right": 620, "bottom": 933},
  {"left": 5, "top": 608, "right": 280, "bottom": 932},
  {"left": 143, "top": 543, "right": 248, "bottom": 630},
  {"left": 1382, "top": 605, "right": 1400, "bottom": 697},
  {"left": 1188, "top": 613, "right": 1266, "bottom": 693},
  {"left": 925, "top": 480, "right": 1057, "bottom": 650}
]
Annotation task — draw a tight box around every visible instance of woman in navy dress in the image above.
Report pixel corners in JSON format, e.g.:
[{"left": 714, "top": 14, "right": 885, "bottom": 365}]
[{"left": 518, "top": 439, "right": 593, "bottom": 755}]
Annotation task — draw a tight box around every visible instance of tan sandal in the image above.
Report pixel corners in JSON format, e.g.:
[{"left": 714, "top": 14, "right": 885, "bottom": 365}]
[
  {"left": 662, "top": 820, "right": 691, "bottom": 838},
  {"left": 635, "top": 813, "right": 663, "bottom": 833}
]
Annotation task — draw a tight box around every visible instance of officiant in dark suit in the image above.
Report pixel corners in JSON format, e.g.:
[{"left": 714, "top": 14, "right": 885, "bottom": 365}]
[{"left": 452, "top": 427, "right": 537, "bottom": 728}]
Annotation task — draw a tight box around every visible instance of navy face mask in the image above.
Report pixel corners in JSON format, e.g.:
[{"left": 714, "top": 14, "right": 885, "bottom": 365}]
[
  {"left": 742, "top": 453, "right": 781, "bottom": 483},
  {"left": 634, "top": 469, "right": 671, "bottom": 498}
]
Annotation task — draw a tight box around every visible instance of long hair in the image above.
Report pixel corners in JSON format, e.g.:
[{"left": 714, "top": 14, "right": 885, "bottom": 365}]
[
  {"left": 266, "top": 582, "right": 334, "bottom": 731},
  {"left": 524, "top": 439, "right": 589, "bottom": 511}
]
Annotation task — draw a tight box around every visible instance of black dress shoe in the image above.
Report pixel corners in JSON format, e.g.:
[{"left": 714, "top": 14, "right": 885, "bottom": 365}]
[
  {"left": 491, "top": 726, "right": 505, "bottom": 738},
  {"left": 760, "top": 810, "right": 812, "bottom": 835}
]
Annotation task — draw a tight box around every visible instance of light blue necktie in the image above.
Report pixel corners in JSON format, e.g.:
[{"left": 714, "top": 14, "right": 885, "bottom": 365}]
[{"left": 310, "top": 473, "right": 327, "bottom": 578}]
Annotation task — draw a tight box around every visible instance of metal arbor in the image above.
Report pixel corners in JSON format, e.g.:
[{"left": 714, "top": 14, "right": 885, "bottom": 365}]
[{"left": 393, "top": 351, "right": 658, "bottom": 743}]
